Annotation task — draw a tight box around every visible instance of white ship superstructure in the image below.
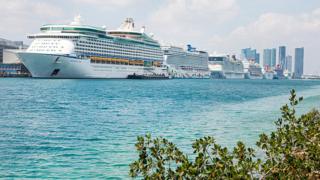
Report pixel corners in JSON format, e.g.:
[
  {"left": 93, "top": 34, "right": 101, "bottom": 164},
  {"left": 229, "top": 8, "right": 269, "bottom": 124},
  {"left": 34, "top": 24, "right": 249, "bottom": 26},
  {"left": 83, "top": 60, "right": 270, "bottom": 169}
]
[
  {"left": 208, "top": 54, "right": 244, "bottom": 79},
  {"left": 243, "top": 60, "right": 263, "bottom": 79},
  {"left": 163, "top": 45, "right": 210, "bottom": 78},
  {"left": 263, "top": 71, "right": 274, "bottom": 80},
  {"left": 18, "top": 16, "right": 167, "bottom": 78}
]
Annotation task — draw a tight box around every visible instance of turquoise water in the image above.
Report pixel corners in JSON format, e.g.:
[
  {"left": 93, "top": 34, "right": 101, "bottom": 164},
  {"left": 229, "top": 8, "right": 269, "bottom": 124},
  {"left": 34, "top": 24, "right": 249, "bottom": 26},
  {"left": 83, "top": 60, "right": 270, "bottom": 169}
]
[{"left": 1, "top": 78, "right": 320, "bottom": 179}]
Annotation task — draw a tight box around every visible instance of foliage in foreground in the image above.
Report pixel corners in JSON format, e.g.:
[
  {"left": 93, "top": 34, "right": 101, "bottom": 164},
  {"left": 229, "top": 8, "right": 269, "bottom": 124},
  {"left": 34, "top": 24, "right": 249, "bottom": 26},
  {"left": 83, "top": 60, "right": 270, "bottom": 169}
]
[{"left": 129, "top": 90, "right": 320, "bottom": 179}]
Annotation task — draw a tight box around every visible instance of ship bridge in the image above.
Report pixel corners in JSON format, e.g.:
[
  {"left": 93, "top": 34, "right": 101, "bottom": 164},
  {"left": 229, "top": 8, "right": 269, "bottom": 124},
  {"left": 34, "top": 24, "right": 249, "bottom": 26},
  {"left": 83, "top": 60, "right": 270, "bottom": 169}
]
[{"left": 32, "top": 15, "right": 107, "bottom": 38}]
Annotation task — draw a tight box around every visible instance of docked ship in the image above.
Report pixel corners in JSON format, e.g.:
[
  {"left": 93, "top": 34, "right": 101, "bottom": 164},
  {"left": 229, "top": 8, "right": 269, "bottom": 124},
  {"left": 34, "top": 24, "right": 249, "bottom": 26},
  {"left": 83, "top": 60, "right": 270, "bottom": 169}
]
[
  {"left": 208, "top": 54, "right": 245, "bottom": 79},
  {"left": 17, "top": 16, "right": 168, "bottom": 78},
  {"left": 243, "top": 60, "right": 263, "bottom": 79},
  {"left": 263, "top": 71, "right": 274, "bottom": 80},
  {"left": 162, "top": 45, "right": 210, "bottom": 78}
]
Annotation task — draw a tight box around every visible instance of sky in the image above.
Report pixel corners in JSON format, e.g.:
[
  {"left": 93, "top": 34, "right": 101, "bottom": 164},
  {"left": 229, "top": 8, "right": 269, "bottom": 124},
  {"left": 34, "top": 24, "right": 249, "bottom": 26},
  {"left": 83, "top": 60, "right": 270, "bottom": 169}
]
[{"left": 0, "top": 0, "right": 319, "bottom": 74}]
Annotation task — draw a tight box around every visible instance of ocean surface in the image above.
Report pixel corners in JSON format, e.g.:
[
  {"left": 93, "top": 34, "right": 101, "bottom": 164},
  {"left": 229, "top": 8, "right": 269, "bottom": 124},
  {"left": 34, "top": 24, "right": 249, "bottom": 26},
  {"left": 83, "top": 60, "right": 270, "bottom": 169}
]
[{"left": 1, "top": 78, "right": 320, "bottom": 179}]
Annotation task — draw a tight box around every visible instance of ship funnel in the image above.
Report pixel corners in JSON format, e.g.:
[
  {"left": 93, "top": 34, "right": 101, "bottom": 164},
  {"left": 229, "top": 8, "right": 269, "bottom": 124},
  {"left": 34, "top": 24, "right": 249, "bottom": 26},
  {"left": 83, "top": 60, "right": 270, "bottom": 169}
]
[
  {"left": 140, "top": 26, "right": 145, "bottom": 33},
  {"left": 71, "top": 15, "right": 82, "bottom": 25},
  {"left": 118, "top": 18, "right": 135, "bottom": 31}
]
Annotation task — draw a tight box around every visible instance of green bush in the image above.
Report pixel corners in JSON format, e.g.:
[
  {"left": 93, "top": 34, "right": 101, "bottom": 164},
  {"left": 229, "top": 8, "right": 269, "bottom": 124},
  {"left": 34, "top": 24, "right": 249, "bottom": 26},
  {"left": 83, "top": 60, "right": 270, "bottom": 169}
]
[{"left": 129, "top": 90, "right": 320, "bottom": 179}]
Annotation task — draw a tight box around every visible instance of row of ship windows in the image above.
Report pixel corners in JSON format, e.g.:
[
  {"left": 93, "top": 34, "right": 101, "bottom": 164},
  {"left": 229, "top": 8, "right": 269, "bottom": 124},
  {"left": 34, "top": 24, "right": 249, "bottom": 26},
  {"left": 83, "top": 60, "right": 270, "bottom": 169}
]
[
  {"left": 75, "top": 50, "right": 162, "bottom": 57},
  {"left": 74, "top": 48, "right": 162, "bottom": 56},
  {"left": 166, "top": 53, "right": 208, "bottom": 58},
  {"left": 77, "top": 44, "right": 158, "bottom": 51},
  {"left": 31, "top": 46, "right": 63, "bottom": 49},
  {"left": 79, "top": 39, "right": 158, "bottom": 49},
  {"left": 90, "top": 60, "right": 144, "bottom": 66},
  {"left": 76, "top": 42, "right": 159, "bottom": 52},
  {"left": 30, "top": 49, "right": 63, "bottom": 52},
  {"left": 35, "top": 38, "right": 158, "bottom": 51},
  {"left": 33, "top": 43, "right": 61, "bottom": 46},
  {"left": 38, "top": 39, "right": 62, "bottom": 42},
  {"left": 74, "top": 45, "right": 162, "bottom": 53},
  {"left": 38, "top": 36, "right": 79, "bottom": 39},
  {"left": 37, "top": 36, "right": 157, "bottom": 49},
  {"left": 77, "top": 52, "right": 163, "bottom": 60}
]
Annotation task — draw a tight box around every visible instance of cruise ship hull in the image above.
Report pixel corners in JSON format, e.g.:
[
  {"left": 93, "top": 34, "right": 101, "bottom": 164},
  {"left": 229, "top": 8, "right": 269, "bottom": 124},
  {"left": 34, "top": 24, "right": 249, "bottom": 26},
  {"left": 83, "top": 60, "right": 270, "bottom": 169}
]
[
  {"left": 263, "top": 72, "right": 274, "bottom": 80},
  {"left": 208, "top": 62, "right": 245, "bottom": 79},
  {"left": 166, "top": 66, "right": 210, "bottom": 79},
  {"left": 210, "top": 71, "right": 245, "bottom": 79},
  {"left": 164, "top": 54, "right": 210, "bottom": 79},
  {"left": 245, "top": 73, "right": 263, "bottom": 80},
  {"left": 18, "top": 52, "right": 166, "bottom": 79}
]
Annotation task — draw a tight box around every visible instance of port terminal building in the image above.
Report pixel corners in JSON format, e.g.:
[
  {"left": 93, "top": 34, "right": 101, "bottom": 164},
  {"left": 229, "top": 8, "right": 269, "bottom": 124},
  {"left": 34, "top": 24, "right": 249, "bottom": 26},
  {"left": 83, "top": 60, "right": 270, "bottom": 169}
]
[{"left": 0, "top": 38, "right": 30, "bottom": 77}]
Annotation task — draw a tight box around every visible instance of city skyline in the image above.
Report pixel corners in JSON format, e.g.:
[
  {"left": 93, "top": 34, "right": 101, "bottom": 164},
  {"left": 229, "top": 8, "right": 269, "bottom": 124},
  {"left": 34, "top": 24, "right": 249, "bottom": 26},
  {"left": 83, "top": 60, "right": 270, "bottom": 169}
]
[{"left": 0, "top": 0, "right": 319, "bottom": 74}]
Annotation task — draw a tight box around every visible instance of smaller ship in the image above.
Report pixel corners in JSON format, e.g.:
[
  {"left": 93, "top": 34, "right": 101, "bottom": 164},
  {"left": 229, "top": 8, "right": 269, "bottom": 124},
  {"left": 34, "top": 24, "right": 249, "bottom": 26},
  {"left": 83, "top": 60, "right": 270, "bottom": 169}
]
[
  {"left": 263, "top": 66, "right": 274, "bottom": 80},
  {"left": 263, "top": 71, "right": 274, "bottom": 80},
  {"left": 243, "top": 60, "right": 263, "bottom": 79},
  {"left": 163, "top": 45, "right": 210, "bottom": 79},
  {"left": 208, "top": 54, "right": 245, "bottom": 79},
  {"left": 274, "top": 65, "right": 285, "bottom": 79},
  {"left": 283, "top": 69, "right": 292, "bottom": 79}
]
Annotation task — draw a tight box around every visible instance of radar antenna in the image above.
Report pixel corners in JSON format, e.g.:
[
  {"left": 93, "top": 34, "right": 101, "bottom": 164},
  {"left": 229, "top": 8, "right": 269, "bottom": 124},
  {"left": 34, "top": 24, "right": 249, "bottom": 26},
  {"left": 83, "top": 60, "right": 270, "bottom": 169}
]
[
  {"left": 71, "top": 15, "right": 82, "bottom": 25},
  {"left": 118, "top": 18, "right": 135, "bottom": 31}
]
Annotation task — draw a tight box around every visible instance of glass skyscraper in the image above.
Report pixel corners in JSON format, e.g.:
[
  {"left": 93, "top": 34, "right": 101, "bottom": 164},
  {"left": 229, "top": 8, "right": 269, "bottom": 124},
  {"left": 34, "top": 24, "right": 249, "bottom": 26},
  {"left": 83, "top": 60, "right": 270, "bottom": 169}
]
[
  {"left": 294, "top": 47, "right": 304, "bottom": 78},
  {"left": 241, "top": 48, "right": 258, "bottom": 63},
  {"left": 279, "top": 46, "right": 286, "bottom": 68},
  {"left": 263, "top": 48, "right": 276, "bottom": 68},
  {"left": 263, "top": 49, "right": 271, "bottom": 67}
]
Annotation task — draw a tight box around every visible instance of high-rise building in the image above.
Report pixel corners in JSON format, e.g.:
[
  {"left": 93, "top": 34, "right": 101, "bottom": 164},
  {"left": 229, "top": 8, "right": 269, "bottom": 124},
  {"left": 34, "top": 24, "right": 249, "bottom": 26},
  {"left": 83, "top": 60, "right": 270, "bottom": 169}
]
[
  {"left": 255, "top": 53, "right": 260, "bottom": 64},
  {"left": 263, "top": 48, "right": 277, "bottom": 69},
  {"left": 294, "top": 47, "right": 304, "bottom": 78},
  {"left": 263, "top": 49, "right": 271, "bottom": 68},
  {"left": 271, "top": 48, "right": 276, "bottom": 67},
  {"left": 241, "top": 48, "right": 258, "bottom": 63},
  {"left": 279, "top": 46, "right": 286, "bottom": 68},
  {"left": 285, "top": 55, "right": 293, "bottom": 72}
]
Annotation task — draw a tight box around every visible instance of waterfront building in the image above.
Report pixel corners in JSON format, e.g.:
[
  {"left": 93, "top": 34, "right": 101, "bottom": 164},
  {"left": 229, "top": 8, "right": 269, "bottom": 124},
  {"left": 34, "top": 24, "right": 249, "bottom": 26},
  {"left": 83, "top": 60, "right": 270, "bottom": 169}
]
[
  {"left": 294, "top": 47, "right": 304, "bottom": 78},
  {"left": 279, "top": 46, "right": 286, "bottom": 68},
  {"left": 0, "top": 38, "right": 30, "bottom": 76},
  {"left": 0, "top": 38, "right": 25, "bottom": 63},
  {"left": 263, "top": 49, "right": 271, "bottom": 68},
  {"left": 0, "top": 63, "right": 30, "bottom": 77},
  {"left": 3, "top": 49, "right": 22, "bottom": 64}
]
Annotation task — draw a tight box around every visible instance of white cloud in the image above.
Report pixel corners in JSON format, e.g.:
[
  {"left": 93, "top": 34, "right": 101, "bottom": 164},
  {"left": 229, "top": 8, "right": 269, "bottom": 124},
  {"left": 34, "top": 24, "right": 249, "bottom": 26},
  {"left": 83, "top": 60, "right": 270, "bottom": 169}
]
[
  {"left": 75, "top": 0, "right": 142, "bottom": 7},
  {"left": 0, "top": 0, "right": 65, "bottom": 41},
  {"left": 148, "top": 0, "right": 239, "bottom": 48}
]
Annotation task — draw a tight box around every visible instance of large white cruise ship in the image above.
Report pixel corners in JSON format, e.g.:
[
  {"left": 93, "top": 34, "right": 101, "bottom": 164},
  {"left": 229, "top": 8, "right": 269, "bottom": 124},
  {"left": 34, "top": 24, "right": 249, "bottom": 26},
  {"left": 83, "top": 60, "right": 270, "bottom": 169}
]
[
  {"left": 162, "top": 45, "right": 210, "bottom": 78},
  {"left": 208, "top": 54, "right": 245, "bottom": 79},
  {"left": 17, "top": 16, "right": 167, "bottom": 78}
]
